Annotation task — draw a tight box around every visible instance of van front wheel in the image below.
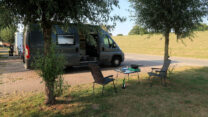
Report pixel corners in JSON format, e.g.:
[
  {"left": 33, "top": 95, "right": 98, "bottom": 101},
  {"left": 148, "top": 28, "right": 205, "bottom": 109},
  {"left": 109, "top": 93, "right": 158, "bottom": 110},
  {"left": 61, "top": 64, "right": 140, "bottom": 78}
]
[{"left": 111, "top": 56, "right": 121, "bottom": 67}]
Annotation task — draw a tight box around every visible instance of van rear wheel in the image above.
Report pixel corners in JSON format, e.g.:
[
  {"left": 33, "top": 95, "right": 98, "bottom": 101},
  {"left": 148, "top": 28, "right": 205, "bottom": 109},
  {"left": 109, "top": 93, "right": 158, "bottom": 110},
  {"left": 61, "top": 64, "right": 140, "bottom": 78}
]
[{"left": 111, "top": 56, "right": 121, "bottom": 67}]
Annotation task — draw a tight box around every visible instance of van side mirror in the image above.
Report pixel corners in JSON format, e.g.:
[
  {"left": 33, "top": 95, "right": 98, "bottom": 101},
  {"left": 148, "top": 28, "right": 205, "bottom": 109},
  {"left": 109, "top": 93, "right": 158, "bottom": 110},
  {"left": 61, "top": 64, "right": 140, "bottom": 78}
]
[{"left": 113, "top": 43, "right": 117, "bottom": 48}]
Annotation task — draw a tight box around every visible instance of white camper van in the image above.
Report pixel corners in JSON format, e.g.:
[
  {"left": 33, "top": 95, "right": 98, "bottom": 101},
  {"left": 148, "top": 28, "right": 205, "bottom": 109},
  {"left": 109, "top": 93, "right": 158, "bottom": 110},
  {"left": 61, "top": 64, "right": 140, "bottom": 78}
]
[{"left": 14, "top": 32, "right": 23, "bottom": 56}]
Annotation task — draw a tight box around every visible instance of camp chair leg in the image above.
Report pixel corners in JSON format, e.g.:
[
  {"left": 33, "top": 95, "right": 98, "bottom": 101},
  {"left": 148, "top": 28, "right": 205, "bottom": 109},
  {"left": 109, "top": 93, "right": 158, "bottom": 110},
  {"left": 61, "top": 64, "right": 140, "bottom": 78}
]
[
  {"left": 164, "top": 76, "right": 167, "bottom": 87},
  {"left": 116, "top": 72, "right": 119, "bottom": 85},
  {"left": 93, "top": 82, "right": 95, "bottom": 94},
  {"left": 112, "top": 80, "right": 117, "bottom": 93},
  {"left": 102, "top": 85, "right": 104, "bottom": 95},
  {"left": 149, "top": 76, "right": 153, "bottom": 87}
]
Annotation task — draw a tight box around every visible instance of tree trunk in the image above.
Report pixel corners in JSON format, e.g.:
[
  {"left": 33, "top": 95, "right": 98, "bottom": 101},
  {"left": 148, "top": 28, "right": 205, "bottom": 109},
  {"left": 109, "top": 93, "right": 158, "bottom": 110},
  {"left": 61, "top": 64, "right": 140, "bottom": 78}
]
[
  {"left": 45, "top": 82, "right": 55, "bottom": 105},
  {"left": 41, "top": 21, "right": 55, "bottom": 105},
  {"left": 164, "top": 30, "right": 170, "bottom": 65},
  {"left": 42, "top": 22, "right": 52, "bottom": 55},
  {"left": 162, "top": 30, "right": 170, "bottom": 86},
  {"left": 162, "top": 29, "right": 170, "bottom": 78}
]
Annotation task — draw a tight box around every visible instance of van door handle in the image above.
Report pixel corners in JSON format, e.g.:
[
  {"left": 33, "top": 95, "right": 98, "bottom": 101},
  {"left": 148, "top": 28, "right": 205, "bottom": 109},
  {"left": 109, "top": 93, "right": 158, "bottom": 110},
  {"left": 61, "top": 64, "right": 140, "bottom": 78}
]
[
  {"left": 102, "top": 47, "right": 105, "bottom": 51},
  {"left": 76, "top": 47, "right": 79, "bottom": 52}
]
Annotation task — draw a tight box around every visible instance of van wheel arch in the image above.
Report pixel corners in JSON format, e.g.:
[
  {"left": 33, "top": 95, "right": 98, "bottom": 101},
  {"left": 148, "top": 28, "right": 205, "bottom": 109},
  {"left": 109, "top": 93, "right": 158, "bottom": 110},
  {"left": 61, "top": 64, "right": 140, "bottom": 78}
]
[{"left": 111, "top": 55, "right": 122, "bottom": 67}]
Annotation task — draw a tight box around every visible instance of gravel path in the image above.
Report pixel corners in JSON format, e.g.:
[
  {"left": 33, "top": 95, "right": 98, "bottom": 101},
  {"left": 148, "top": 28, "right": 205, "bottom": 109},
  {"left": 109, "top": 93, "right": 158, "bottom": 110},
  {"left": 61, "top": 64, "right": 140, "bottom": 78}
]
[{"left": 124, "top": 53, "right": 208, "bottom": 67}]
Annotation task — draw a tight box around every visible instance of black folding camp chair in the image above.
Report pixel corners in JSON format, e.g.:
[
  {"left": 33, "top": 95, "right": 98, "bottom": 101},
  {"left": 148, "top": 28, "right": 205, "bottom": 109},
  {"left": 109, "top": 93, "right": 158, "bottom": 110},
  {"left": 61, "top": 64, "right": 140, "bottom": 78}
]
[{"left": 88, "top": 64, "right": 117, "bottom": 94}]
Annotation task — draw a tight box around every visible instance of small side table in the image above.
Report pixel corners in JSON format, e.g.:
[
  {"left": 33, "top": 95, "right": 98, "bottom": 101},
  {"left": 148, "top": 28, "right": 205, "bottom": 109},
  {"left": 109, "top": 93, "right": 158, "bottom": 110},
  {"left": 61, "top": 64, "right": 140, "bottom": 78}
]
[{"left": 115, "top": 65, "right": 143, "bottom": 89}]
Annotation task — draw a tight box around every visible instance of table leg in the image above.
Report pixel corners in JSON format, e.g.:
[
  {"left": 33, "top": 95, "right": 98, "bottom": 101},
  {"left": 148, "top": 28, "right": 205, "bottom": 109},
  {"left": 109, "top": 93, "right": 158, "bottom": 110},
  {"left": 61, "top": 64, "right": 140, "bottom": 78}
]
[
  {"left": 137, "top": 72, "right": 140, "bottom": 84},
  {"left": 122, "top": 75, "right": 126, "bottom": 89},
  {"left": 116, "top": 72, "right": 119, "bottom": 85}
]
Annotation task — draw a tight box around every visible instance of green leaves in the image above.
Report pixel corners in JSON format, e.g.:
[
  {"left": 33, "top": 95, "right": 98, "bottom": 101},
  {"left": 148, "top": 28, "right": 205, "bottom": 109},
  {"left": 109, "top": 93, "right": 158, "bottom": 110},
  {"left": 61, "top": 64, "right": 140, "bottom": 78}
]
[
  {"left": 0, "top": 26, "right": 16, "bottom": 43},
  {"left": 33, "top": 44, "right": 66, "bottom": 83},
  {"left": 0, "top": 4, "right": 18, "bottom": 29},
  {"left": 2, "top": 0, "right": 124, "bottom": 28},
  {"left": 33, "top": 43, "right": 66, "bottom": 98}
]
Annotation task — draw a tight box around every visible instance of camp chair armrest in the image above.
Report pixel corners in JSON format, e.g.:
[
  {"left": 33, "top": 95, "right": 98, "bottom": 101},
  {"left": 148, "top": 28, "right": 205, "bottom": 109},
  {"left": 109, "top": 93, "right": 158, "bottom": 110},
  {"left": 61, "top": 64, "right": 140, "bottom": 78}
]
[
  {"left": 105, "top": 75, "right": 113, "bottom": 78},
  {"left": 152, "top": 68, "right": 161, "bottom": 70},
  {"left": 151, "top": 68, "right": 161, "bottom": 71},
  {"left": 156, "top": 70, "right": 166, "bottom": 73}
]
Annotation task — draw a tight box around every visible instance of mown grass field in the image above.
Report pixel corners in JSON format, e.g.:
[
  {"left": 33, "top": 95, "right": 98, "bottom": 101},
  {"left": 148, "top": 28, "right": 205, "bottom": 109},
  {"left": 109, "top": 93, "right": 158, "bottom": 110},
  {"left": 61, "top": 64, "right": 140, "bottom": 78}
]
[
  {"left": 113, "top": 31, "right": 208, "bottom": 59},
  {"left": 1, "top": 66, "right": 208, "bottom": 117}
]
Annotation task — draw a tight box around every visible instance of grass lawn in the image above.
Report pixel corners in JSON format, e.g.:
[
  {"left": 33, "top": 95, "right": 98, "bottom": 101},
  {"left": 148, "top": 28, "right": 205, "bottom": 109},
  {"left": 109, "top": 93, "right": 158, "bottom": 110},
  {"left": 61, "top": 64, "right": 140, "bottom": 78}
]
[
  {"left": 113, "top": 31, "right": 208, "bottom": 59},
  {"left": 1, "top": 66, "right": 208, "bottom": 117}
]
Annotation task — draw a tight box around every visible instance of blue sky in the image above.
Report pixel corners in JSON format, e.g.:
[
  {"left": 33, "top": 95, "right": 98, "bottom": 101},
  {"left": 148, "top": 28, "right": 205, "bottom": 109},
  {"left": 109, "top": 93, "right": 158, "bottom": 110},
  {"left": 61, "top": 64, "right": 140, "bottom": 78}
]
[
  {"left": 111, "top": 0, "right": 208, "bottom": 36},
  {"left": 110, "top": 0, "right": 134, "bottom": 36}
]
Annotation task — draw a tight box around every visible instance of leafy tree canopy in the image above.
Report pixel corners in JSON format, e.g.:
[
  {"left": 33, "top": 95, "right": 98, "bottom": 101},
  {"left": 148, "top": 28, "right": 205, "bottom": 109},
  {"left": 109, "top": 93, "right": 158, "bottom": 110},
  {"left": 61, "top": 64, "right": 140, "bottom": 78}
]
[
  {"left": 0, "top": 2, "right": 18, "bottom": 29},
  {"left": 0, "top": 26, "right": 16, "bottom": 44},
  {"left": 2, "top": 0, "right": 124, "bottom": 28}
]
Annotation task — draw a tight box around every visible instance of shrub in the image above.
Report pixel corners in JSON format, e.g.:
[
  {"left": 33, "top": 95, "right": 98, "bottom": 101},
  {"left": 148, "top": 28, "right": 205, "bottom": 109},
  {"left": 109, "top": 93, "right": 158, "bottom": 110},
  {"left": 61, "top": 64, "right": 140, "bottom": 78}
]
[{"left": 33, "top": 43, "right": 67, "bottom": 104}]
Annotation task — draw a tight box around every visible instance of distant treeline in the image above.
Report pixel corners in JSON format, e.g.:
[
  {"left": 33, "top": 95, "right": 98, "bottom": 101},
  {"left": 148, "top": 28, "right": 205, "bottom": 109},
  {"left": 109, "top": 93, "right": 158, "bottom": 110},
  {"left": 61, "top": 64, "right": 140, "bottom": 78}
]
[
  {"left": 128, "top": 23, "right": 208, "bottom": 35},
  {"left": 128, "top": 26, "right": 148, "bottom": 35}
]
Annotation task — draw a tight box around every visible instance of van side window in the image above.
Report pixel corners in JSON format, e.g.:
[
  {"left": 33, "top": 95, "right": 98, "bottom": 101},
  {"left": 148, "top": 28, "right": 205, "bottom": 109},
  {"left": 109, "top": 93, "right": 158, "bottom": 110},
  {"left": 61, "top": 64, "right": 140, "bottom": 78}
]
[
  {"left": 57, "top": 35, "right": 74, "bottom": 45},
  {"left": 103, "top": 36, "right": 109, "bottom": 47},
  {"left": 103, "top": 35, "right": 115, "bottom": 48}
]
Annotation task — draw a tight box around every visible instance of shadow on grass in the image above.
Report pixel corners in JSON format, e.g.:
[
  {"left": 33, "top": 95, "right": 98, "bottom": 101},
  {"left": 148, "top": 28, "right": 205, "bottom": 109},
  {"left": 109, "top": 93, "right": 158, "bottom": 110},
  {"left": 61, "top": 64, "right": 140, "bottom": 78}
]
[
  {"left": 123, "top": 59, "right": 179, "bottom": 67},
  {"left": 2, "top": 67, "right": 208, "bottom": 117},
  {"left": 64, "top": 65, "right": 123, "bottom": 74}
]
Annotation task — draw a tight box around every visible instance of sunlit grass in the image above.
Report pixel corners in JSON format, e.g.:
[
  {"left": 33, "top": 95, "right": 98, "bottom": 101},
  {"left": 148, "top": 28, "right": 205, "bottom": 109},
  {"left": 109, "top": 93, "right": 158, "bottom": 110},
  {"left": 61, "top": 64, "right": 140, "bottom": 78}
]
[
  {"left": 1, "top": 66, "right": 208, "bottom": 117},
  {"left": 113, "top": 31, "right": 208, "bottom": 59}
]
